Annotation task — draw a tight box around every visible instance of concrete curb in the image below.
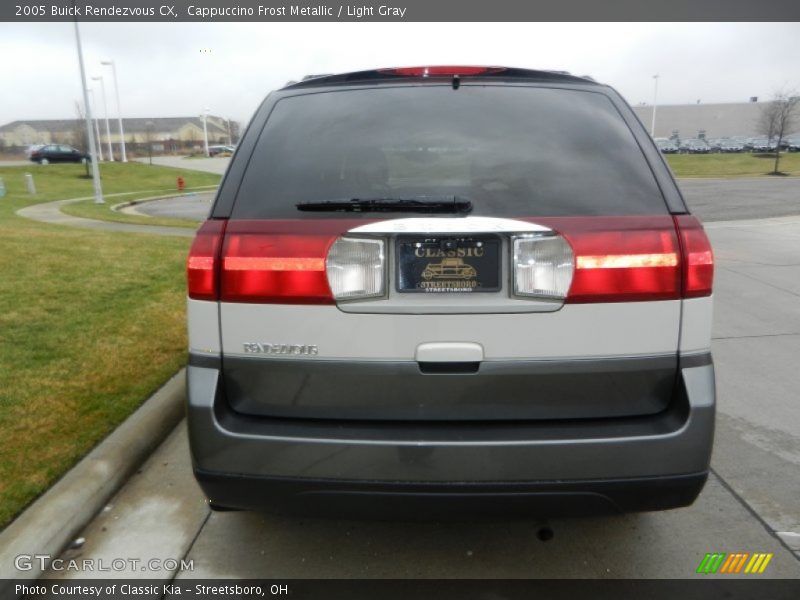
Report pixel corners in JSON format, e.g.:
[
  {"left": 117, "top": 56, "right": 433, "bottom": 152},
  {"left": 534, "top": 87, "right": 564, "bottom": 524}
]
[{"left": 0, "top": 369, "right": 186, "bottom": 581}]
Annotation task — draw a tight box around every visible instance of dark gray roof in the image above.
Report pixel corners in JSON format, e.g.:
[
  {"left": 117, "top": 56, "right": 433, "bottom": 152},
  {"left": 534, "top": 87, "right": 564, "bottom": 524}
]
[{"left": 0, "top": 116, "right": 228, "bottom": 134}]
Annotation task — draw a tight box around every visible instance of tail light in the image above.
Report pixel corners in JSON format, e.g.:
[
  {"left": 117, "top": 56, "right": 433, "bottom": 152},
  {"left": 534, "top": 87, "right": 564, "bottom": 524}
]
[
  {"left": 560, "top": 217, "right": 681, "bottom": 303},
  {"left": 220, "top": 225, "right": 335, "bottom": 304},
  {"left": 512, "top": 235, "right": 574, "bottom": 299},
  {"left": 188, "top": 216, "right": 713, "bottom": 305},
  {"left": 674, "top": 215, "right": 714, "bottom": 297},
  {"left": 207, "top": 220, "right": 385, "bottom": 304},
  {"left": 379, "top": 66, "right": 505, "bottom": 77},
  {"left": 325, "top": 237, "right": 385, "bottom": 300},
  {"left": 186, "top": 220, "right": 226, "bottom": 301},
  {"left": 523, "top": 216, "right": 713, "bottom": 303}
]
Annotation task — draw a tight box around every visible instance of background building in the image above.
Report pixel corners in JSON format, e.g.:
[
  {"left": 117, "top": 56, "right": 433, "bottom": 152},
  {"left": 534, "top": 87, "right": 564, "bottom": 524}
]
[{"left": 633, "top": 101, "right": 771, "bottom": 139}]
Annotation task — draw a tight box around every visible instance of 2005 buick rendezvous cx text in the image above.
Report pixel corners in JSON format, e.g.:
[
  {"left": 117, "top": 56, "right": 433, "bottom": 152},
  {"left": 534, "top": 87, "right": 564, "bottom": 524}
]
[{"left": 184, "top": 66, "right": 715, "bottom": 518}]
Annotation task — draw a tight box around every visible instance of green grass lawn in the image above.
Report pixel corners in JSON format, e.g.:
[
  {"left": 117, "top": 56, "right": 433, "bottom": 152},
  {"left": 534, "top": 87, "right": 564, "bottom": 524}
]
[
  {"left": 0, "top": 162, "right": 213, "bottom": 529},
  {"left": 666, "top": 152, "right": 800, "bottom": 178}
]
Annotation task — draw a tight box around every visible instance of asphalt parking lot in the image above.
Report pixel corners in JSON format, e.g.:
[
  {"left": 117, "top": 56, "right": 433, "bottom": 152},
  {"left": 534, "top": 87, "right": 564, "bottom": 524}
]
[
  {"left": 43, "top": 178, "right": 800, "bottom": 580},
  {"left": 136, "top": 156, "right": 231, "bottom": 175},
  {"left": 128, "top": 192, "right": 215, "bottom": 221}
]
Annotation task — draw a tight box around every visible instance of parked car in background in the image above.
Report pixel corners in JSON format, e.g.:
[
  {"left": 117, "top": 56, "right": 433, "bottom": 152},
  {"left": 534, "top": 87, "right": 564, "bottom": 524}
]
[
  {"left": 25, "top": 144, "right": 45, "bottom": 158},
  {"left": 779, "top": 136, "right": 800, "bottom": 152},
  {"left": 729, "top": 136, "right": 750, "bottom": 150},
  {"left": 706, "top": 139, "right": 723, "bottom": 153},
  {"left": 208, "top": 145, "right": 236, "bottom": 157},
  {"left": 679, "top": 139, "right": 711, "bottom": 154},
  {"left": 718, "top": 139, "right": 745, "bottom": 153},
  {"left": 655, "top": 138, "right": 679, "bottom": 154},
  {"left": 749, "top": 138, "right": 777, "bottom": 153},
  {"left": 28, "top": 144, "right": 89, "bottom": 164},
  {"left": 185, "top": 65, "right": 716, "bottom": 519}
]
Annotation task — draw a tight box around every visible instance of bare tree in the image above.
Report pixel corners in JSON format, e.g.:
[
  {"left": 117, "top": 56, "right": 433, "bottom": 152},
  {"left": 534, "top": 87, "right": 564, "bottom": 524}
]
[{"left": 758, "top": 91, "right": 800, "bottom": 174}]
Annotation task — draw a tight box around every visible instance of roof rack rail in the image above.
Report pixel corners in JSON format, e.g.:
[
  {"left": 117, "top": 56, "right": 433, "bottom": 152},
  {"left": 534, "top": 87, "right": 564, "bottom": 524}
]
[{"left": 284, "top": 67, "right": 598, "bottom": 89}]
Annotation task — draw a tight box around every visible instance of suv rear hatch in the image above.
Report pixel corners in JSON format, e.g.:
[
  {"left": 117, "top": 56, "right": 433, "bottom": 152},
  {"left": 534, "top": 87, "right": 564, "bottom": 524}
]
[{"left": 189, "top": 76, "right": 713, "bottom": 422}]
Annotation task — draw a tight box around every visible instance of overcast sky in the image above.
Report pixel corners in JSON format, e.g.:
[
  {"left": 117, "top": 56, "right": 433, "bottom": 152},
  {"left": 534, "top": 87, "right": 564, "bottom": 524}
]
[{"left": 1, "top": 22, "right": 798, "bottom": 126}]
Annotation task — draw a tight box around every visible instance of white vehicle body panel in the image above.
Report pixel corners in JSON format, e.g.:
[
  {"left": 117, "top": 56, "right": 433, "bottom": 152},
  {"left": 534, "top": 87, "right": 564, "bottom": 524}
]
[
  {"left": 219, "top": 301, "right": 681, "bottom": 361},
  {"left": 679, "top": 296, "right": 714, "bottom": 354},
  {"left": 187, "top": 298, "right": 220, "bottom": 354}
]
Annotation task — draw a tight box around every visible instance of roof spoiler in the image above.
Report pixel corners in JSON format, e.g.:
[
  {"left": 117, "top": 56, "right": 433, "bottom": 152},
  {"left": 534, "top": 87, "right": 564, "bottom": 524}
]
[{"left": 284, "top": 67, "right": 598, "bottom": 89}]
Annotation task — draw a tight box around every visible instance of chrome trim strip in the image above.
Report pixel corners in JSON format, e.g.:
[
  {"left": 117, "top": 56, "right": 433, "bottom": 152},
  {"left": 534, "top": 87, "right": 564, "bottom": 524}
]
[{"left": 348, "top": 216, "right": 551, "bottom": 234}]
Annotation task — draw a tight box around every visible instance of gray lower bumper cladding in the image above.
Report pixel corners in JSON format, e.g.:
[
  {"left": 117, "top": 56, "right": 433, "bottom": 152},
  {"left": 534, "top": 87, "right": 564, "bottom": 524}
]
[{"left": 186, "top": 355, "right": 715, "bottom": 516}]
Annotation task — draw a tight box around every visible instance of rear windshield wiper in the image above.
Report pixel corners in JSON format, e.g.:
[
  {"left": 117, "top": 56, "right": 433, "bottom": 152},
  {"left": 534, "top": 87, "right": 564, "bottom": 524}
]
[{"left": 296, "top": 197, "right": 472, "bottom": 214}]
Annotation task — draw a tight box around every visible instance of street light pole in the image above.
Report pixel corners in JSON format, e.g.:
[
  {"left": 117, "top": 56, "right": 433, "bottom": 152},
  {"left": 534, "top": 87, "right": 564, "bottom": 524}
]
[
  {"left": 92, "top": 75, "right": 114, "bottom": 161},
  {"left": 202, "top": 108, "right": 210, "bottom": 157},
  {"left": 87, "top": 87, "right": 103, "bottom": 161},
  {"left": 101, "top": 60, "right": 127, "bottom": 162},
  {"left": 73, "top": 20, "right": 103, "bottom": 203},
  {"left": 651, "top": 74, "right": 660, "bottom": 137}
]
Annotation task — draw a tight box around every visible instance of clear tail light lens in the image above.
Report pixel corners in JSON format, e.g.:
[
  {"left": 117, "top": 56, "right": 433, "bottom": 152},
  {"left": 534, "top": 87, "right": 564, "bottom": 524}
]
[
  {"left": 512, "top": 235, "right": 574, "bottom": 299},
  {"left": 326, "top": 237, "right": 385, "bottom": 300}
]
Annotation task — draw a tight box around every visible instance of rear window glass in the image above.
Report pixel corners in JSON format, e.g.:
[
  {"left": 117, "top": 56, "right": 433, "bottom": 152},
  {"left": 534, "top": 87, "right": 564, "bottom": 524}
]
[{"left": 232, "top": 85, "right": 667, "bottom": 218}]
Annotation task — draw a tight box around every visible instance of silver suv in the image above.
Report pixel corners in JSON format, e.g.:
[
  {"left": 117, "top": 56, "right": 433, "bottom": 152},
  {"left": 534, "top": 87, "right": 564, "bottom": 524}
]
[{"left": 185, "top": 66, "right": 715, "bottom": 518}]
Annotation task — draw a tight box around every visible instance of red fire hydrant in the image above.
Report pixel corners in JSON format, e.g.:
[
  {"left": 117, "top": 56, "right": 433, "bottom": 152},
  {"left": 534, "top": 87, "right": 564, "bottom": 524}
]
[{"left": 177, "top": 176, "right": 185, "bottom": 192}]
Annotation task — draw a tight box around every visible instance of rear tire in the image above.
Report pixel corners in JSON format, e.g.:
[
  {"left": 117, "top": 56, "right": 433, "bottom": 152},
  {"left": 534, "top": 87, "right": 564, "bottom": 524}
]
[{"left": 40, "top": 158, "right": 49, "bottom": 165}]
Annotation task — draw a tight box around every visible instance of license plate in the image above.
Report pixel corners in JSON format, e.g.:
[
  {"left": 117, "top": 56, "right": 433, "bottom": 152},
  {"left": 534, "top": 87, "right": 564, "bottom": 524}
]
[{"left": 396, "top": 237, "right": 501, "bottom": 293}]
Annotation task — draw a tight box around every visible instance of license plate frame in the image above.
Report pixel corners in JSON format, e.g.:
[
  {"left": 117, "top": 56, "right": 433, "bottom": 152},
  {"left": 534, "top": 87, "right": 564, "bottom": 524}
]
[{"left": 395, "top": 236, "right": 501, "bottom": 294}]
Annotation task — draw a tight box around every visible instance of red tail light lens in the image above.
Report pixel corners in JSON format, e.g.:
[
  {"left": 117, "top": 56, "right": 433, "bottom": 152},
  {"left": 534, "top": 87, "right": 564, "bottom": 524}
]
[
  {"left": 529, "top": 217, "right": 682, "bottom": 303},
  {"left": 379, "top": 66, "right": 505, "bottom": 77},
  {"left": 674, "top": 215, "right": 714, "bottom": 298},
  {"left": 187, "top": 220, "right": 226, "bottom": 301},
  {"left": 221, "top": 228, "right": 334, "bottom": 304},
  {"left": 528, "top": 215, "right": 714, "bottom": 302}
]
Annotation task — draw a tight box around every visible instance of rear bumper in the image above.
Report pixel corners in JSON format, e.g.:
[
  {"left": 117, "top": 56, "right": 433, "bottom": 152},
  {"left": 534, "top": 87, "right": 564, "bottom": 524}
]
[
  {"left": 187, "top": 355, "right": 715, "bottom": 515},
  {"left": 195, "top": 470, "right": 708, "bottom": 518}
]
